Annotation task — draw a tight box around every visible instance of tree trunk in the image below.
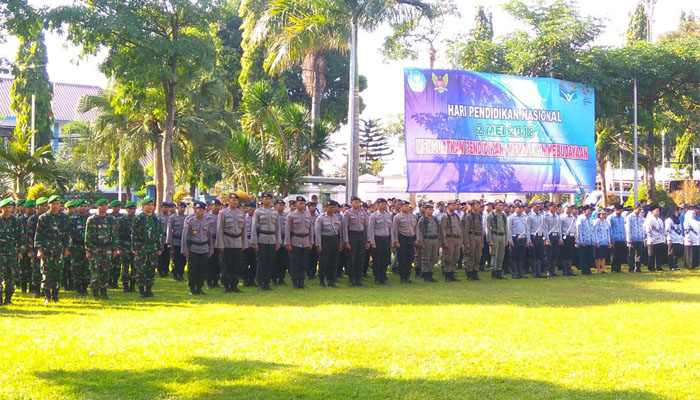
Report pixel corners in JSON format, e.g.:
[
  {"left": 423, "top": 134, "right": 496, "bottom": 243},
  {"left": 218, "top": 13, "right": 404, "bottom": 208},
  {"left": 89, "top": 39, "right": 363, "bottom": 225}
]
[
  {"left": 154, "top": 144, "right": 164, "bottom": 212},
  {"left": 189, "top": 182, "right": 196, "bottom": 198},
  {"left": 126, "top": 186, "right": 132, "bottom": 202},
  {"left": 162, "top": 76, "right": 176, "bottom": 203}
]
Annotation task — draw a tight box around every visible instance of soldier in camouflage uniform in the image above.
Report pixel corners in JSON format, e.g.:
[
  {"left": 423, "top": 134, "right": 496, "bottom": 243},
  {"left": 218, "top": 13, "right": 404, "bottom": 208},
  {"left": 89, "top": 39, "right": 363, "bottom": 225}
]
[
  {"left": 108, "top": 200, "right": 123, "bottom": 288},
  {"left": 34, "top": 195, "right": 71, "bottom": 304},
  {"left": 62, "top": 200, "right": 77, "bottom": 291},
  {"left": 131, "top": 197, "right": 163, "bottom": 298},
  {"left": 18, "top": 200, "right": 35, "bottom": 293},
  {"left": 86, "top": 199, "right": 119, "bottom": 300},
  {"left": 26, "top": 197, "right": 47, "bottom": 297},
  {"left": 0, "top": 199, "right": 24, "bottom": 305},
  {"left": 70, "top": 200, "right": 91, "bottom": 296},
  {"left": 118, "top": 201, "right": 137, "bottom": 292}
]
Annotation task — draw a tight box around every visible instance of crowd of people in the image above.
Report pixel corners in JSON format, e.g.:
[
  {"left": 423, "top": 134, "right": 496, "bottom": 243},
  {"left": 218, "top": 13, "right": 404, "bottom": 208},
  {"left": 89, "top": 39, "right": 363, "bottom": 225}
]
[{"left": 0, "top": 192, "right": 698, "bottom": 306}]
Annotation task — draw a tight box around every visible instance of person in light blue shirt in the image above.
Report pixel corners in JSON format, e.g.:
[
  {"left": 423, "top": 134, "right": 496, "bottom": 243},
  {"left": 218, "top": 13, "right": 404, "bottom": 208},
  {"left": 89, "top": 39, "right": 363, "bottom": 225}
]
[
  {"left": 593, "top": 209, "right": 612, "bottom": 274},
  {"left": 576, "top": 205, "right": 595, "bottom": 275},
  {"left": 607, "top": 204, "right": 627, "bottom": 273},
  {"left": 625, "top": 204, "right": 645, "bottom": 272}
]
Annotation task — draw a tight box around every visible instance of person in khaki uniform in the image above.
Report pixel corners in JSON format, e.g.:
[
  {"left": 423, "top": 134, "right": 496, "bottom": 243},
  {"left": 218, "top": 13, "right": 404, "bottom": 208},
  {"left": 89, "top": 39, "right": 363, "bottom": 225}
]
[
  {"left": 439, "top": 200, "right": 462, "bottom": 282},
  {"left": 417, "top": 203, "right": 439, "bottom": 282},
  {"left": 462, "top": 200, "right": 484, "bottom": 281},
  {"left": 486, "top": 200, "right": 509, "bottom": 280}
]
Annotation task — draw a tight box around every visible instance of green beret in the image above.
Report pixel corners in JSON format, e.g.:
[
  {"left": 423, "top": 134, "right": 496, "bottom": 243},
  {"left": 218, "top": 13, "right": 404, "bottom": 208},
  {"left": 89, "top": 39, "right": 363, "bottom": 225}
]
[
  {"left": 0, "top": 198, "right": 15, "bottom": 207},
  {"left": 47, "top": 195, "right": 62, "bottom": 204},
  {"left": 95, "top": 198, "right": 109, "bottom": 206},
  {"left": 110, "top": 200, "right": 122, "bottom": 207},
  {"left": 16, "top": 199, "right": 25, "bottom": 207},
  {"left": 124, "top": 201, "right": 137, "bottom": 209},
  {"left": 35, "top": 197, "right": 48, "bottom": 206},
  {"left": 141, "top": 196, "right": 154, "bottom": 206},
  {"left": 64, "top": 200, "right": 74, "bottom": 208},
  {"left": 24, "top": 200, "right": 36, "bottom": 207},
  {"left": 73, "top": 199, "right": 85, "bottom": 207}
]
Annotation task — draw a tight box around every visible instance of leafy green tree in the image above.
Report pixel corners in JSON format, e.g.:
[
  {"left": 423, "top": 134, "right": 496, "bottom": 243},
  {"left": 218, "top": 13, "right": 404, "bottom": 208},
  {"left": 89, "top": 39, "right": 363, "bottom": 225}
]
[
  {"left": 473, "top": 5, "right": 494, "bottom": 41},
  {"left": 0, "top": 130, "right": 63, "bottom": 196},
  {"left": 10, "top": 29, "right": 54, "bottom": 148},
  {"left": 359, "top": 119, "right": 393, "bottom": 163},
  {"left": 0, "top": 0, "right": 37, "bottom": 73},
  {"left": 626, "top": 1, "right": 648, "bottom": 45},
  {"left": 53, "top": 0, "right": 221, "bottom": 203}
]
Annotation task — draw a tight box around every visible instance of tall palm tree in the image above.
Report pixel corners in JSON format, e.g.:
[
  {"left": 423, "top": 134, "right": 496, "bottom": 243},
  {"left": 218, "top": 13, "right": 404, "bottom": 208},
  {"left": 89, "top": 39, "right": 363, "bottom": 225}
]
[
  {"left": 254, "top": 0, "right": 432, "bottom": 199},
  {"left": 210, "top": 130, "right": 262, "bottom": 194},
  {"left": 0, "top": 130, "right": 61, "bottom": 196}
]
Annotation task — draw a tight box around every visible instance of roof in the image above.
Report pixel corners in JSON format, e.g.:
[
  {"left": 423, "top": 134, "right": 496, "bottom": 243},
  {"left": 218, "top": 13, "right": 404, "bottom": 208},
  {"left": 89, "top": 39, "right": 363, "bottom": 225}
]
[{"left": 0, "top": 77, "right": 102, "bottom": 122}]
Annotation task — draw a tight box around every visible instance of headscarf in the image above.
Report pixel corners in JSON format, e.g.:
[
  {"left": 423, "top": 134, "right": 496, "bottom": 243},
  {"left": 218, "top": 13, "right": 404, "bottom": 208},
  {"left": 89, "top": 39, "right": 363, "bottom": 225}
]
[{"left": 666, "top": 207, "right": 680, "bottom": 225}]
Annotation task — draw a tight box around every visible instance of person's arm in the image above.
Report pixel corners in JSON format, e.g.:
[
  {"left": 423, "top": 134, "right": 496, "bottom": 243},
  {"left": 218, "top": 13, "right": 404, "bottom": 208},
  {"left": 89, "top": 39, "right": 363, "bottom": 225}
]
[
  {"left": 416, "top": 218, "right": 424, "bottom": 246},
  {"left": 315, "top": 216, "right": 323, "bottom": 250},
  {"left": 367, "top": 215, "right": 376, "bottom": 246},
  {"left": 215, "top": 213, "right": 225, "bottom": 249},
  {"left": 250, "top": 211, "right": 259, "bottom": 246},
  {"left": 181, "top": 219, "right": 189, "bottom": 255},
  {"left": 391, "top": 215, "right": 399, "bottom": 245}
]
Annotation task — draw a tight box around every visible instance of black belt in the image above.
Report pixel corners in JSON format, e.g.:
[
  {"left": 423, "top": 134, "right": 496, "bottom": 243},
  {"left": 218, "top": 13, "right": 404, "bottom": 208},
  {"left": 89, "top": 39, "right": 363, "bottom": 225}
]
[
  {"left": 424, "top": 235, "right": 438, "bottom": 239},
  {"left": 491, "top": 232, "right": 504, "bottom": 235},
  {"left": 468, "top": 231, "right": 482, "bottom": 235},
  {"left": 291, "top": 232, "right": 309, "bottom": 237},
  {"left": 188, "top": 239, "right": 208, "bottom": 246},
  {"left": 446, "top": 234, "right": 460, "bottom": 238},
  {"left": 321, "top": 235, "right": 339, "bottom": 239},
  {"left": 374, "top": 235, "right": 390, "bottom": 238},
  {"left": 258, "top": 230, "right": 276, "bottom": 235},
  {"left": 399, "top": 234, "right": 416, "bottom": 239},
  {"left": 348, "top": 230, "right": 364, "bottom": 234},
  {"left": 223, "top": 231, "right": 242, "bottom": 239}
]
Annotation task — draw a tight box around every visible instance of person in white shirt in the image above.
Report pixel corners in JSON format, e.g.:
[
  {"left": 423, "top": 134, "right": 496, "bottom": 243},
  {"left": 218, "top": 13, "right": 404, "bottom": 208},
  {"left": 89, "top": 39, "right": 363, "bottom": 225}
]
[{"left": 643, "top": 205, "right": 666, "bottom": 272}]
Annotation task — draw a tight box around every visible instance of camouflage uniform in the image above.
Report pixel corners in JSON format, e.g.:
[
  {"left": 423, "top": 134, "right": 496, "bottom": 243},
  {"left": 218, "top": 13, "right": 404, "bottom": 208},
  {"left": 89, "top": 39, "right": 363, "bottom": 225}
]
[
  {"left": 0, "top": 214, "right": 24, "bottom": 304},
  {"left": 34, "top": 211, "right": 70, "bottom": 298},
  {"left": 70, "top": 213, "right": 90, "bottom": 294},
  {"left": 26, "top": 212, "right": 42, "bottom": 295},
  {"left": 108, "top": 212, "right": 123, "bottom": 287},
  {"left": 18, "top": 213, "right": 33, "bottom": 291},
  {"left": 118, "top": 215, "right": 136, "bottom": 290},
  {"left": 85, "top": 214, "right": 118, "bottom": 291},
  {"left": 131, "top": 212, "right": 163, "bottom": 293}
]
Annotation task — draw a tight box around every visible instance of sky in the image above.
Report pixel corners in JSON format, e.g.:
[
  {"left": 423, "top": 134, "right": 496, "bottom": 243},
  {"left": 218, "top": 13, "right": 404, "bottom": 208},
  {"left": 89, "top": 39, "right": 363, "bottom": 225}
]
[{"left": 1, "top": 0, "right": 698, "bottom": 175}]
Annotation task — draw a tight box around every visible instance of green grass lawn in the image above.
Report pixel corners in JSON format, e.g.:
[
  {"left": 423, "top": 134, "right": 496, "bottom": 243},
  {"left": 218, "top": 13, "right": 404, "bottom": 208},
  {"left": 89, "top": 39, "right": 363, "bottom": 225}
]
[{"left": 2, "top": 268, "right": 700, "bottom": 400}]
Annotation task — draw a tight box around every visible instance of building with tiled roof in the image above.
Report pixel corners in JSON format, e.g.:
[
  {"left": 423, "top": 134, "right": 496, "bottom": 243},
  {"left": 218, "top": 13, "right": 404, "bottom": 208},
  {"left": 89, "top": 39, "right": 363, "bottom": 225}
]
[{"left": 0, "top": 77, "right": 102, "bottom": 149}]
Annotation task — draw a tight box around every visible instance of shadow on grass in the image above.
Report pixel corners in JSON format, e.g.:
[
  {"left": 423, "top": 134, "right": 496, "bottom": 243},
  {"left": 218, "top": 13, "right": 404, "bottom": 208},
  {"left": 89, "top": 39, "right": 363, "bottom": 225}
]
[
  {"left": 5, "top": 270, "right": 700, "bottom": 314},
  {"left": 33, "top": 356, "right": 665, "bottom": 400}
]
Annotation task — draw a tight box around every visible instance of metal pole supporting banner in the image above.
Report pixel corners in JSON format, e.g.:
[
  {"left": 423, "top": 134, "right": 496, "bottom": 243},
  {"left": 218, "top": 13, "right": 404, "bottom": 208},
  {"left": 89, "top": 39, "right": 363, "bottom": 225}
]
[
  {"left": 346, "top": 20, "right": 358, "bottom": 204},
  {"left": 633, "top": 78, "right": 639, "bottom": 206}
]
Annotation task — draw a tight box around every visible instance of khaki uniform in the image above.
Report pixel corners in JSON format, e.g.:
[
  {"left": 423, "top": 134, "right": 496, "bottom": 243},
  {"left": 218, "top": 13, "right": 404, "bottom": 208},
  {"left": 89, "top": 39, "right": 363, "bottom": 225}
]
[
  {"left": 462, "top": 212, "right": 484, "bottom": 272},
  {"left": 439, "top": 212, "right": 462, "bottom": 273}
]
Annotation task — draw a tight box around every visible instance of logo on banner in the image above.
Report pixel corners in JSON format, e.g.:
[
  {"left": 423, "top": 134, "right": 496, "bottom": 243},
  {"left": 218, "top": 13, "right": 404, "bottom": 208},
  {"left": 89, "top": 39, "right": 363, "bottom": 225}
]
[
  {"left": 432, "top": 73, "right": 449, "bottom": 93},
  {"left": 559, "top": 82, "right": 577, "bottom": 102},
  {"left": 407, "top": 70, "right": 427, "bottom": 93},
  {"left": 582, "top": 85, "right": 592, "bottom": 105}
]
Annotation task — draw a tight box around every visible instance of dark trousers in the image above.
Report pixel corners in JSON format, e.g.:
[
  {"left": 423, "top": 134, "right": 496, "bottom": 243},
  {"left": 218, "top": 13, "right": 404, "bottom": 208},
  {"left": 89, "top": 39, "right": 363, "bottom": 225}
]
[
  {"left": 544, "top": 234, "right": 561, "bottom": 274},
  {"left": 158, "top": 244, "right": 170, "bottom": 276},
  {"left": 307, "top": 247, "right": 318, "bottom": 277},
  {"left": 647, "top": 243, "right": 667, "bottom": 271},
  {"left": 347, "top": 230, "right": 366, "bottom": 279},
  {"left": 480, "top": 236, "right": 490, "bottom": 269},
  {"left": 274, "top": 247, "right": 289, "bottom": 281},
  {"left": 684, "top": 245, "right": 699, "bottom": 269},
  {"left": 578, "top": 245, "right": 594, "bottom": 274},
  {"left": 172, "top": 245, "right": 186, "bottom": 278},
  {"left": 667, "top": 243, "right": 683, "bottom": 269},
  {"left": 289, "top": 246, "right": 310, "bottom": 281},
  {"left": 187, "top": 252, "right": 207, "bottom": 292},
  {"left": 221, "top": 248, "right": 243, "bottom": 286},
  {"left": 627, "top": 241, "right": 644, "bottom": 271},
  {"left": 243, "top": 247, "right": 257, "bottom": 283},
  {"left": 319, "top": 236, "right": 339, "bottom": 283},
  {"left": 511, "top": 236, "right": 527, "bottom": 277},
  {"left": 363, "top": 244, "right": 371, "bottom": 276},
  {"left": 530, "top": 235, "right": 545, "bottom": 277},
  {"left": 397, "top": 234, "right": 415, "bottom": 278},
  {"left": 372, "top": 236, "right": 391, "bottom": 282},
  {"left": 207, "top": 247, "right": 221, "bottom": 285},
  {"left": 610, "top": 241, "right": 627, "bottom": 272},
  {"left": 255, "top": 243, "right": 275, "bottom": 285},
  {"left": 503, "top": 244, "right": 512, "bottom": 274}
]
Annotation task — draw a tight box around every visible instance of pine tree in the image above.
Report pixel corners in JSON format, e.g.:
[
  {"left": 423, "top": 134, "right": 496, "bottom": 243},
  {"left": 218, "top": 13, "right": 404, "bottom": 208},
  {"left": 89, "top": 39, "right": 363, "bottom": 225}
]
[
  {"left": 359, "top": 119, "right": 393, "bottom": 163},
  {"left": 10, "top": 30, "right": 54, "bottom": 149},
  {"left": 626, "top": 2, "right": 648, "bottom": 45},
  {"left": 473, "top": 5, "right": 493, "bottom": 41}
]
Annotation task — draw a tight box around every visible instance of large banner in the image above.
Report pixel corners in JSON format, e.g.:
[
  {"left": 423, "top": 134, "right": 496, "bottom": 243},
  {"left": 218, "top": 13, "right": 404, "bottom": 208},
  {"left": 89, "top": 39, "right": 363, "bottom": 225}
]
[{"left": 404, "top": 69, "right": 596, "bottom": 193}]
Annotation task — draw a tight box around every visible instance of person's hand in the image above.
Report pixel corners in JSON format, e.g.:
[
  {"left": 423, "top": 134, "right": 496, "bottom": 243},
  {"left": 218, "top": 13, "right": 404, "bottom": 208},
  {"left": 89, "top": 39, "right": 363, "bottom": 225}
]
[
  {"left": 157, "top": 250, "right": 163, "bottom": 256},
  {"left": 344, "top": 243, "right": 351, "bottom": 250},
  {"left": 527, "top": 242, "right": 533, "bottom": 248},
  {"left": 365, "top": 243, "right": 370, "bottom": 250},
  {"left": 252, "top": 244, "right": 258, "bottom": 251},
  {"left": 184, "top": 253, "right": 189, "bottom": 258},
  {"left": 275, "top": 244, "right": 280, "bottom": 251},
  {"left": 317, "top": 246, "right": 322, "bottom": 253},
  {"left": 286, "top": 245, "right": 292, "bottom": 251},
  {"left": 545, "top": 240, "right": 551, "bottom": 246},
  {"left": 608, "top": 243, "right": 613, "bottom": 249},
  {"left": 394, "top": 242, "right": 400, "bottom": 248},
  {"left": 464, "top": 243, "right": 470, "bottom": 249},
  {"left": 168, "top": 244, "right": 172, "bottom": 249},
  {"left": 371, "top": 244, "right": 376, "bottom": 249},
  {"left": 488, "top": 241, "right": 493, "bottom": 247},
  {"left": 558, "top": 241, "right": 564, "bottom": 246},
  {"left": 442, "top": 242, "right": 449, "bottom": 249},
  {"left": 17, "top": 253, "right": 22, "bottom": 261},
  {"left": 208, "top": 252, "right": 213, "bottom": 258},
  {"left": 508, "top": 241, "right": 514, "bottom": 247},
  {"left": 112, "top": 250, "right": 120, "bottom": 257},
  {"left": 337, "top": 245, "right": 343, "bottom": 251},
  {"left": 37, "top": 248, "right": 45, "bottom": 259},
  {"left": 627, "top": 241, "right": 632, "bottom": 247},
  {"left": 414, "top": 240, "right": 419, "bottom": 247},
  {"left": 86, "top": 250, "right": 92, "bottom": 260},
  {"left": 28, "top": 251, "right": 34, "bottom": 259},
  {"left": 595, "top": 243, "right": 600, "bottom": 248}
]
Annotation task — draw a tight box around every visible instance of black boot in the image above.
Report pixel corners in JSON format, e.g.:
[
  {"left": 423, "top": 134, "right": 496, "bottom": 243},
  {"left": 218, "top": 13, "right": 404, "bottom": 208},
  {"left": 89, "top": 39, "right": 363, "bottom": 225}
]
[
  {"left": 51, "top": 288, "right": 59, "bottom": 302},
  {"left": 44, "top": 289, "right": 51, "bottom": 304},
  {"left": 146, "top": 285, "right": 154, "bottom": 297},
  {"left": 491, "top": 271, "right": 496, "bottom": 279},
  {"left": 100, "top": 288, "right": 109, "bottom": 300},
  {"left": 263, "top": 282, "right": 273, "bottom": 290},
  {"left": 231, "top": 281, "right": 242, "bottom": 292},
  {"left": 495, "top": 270, "right": 506, "bottom": 279},
  {"left": 93, "top": 288, "right": 100, "bottom": 300},
  {"left": 355, "top": 276, "right": 363, "bottom": 286},
  {"left": 467, "top": 271, "right": 476, "bottom": 281},
  {"left": 139, "top": 285, "right": 147, "bottom": 298},
  {"left": 3, "top": 290, "right": 11, "bottom": 305},
  {"left": 21, "top": 282, "right": 27, "bottom": 293},
  {"left": 473, "top": 271, "right": 481, "bottom": 280},
  {"left": 123, "top": 283, "right": 130, "bottom": 293},
  {"left": 319, "top": 278, "right": 326, "bottom": 287},
  {"left": 129, "top": 281, "right": 136, "bottom": 293},
  {"left": 35, "top": 285, "right": 42, "bottom": 298},
  {"left": 298, "top": 280, "right": 305, "bottom": 289},
  {"left": 293, "top": 280, "right": 300, "bottom": 289}
]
